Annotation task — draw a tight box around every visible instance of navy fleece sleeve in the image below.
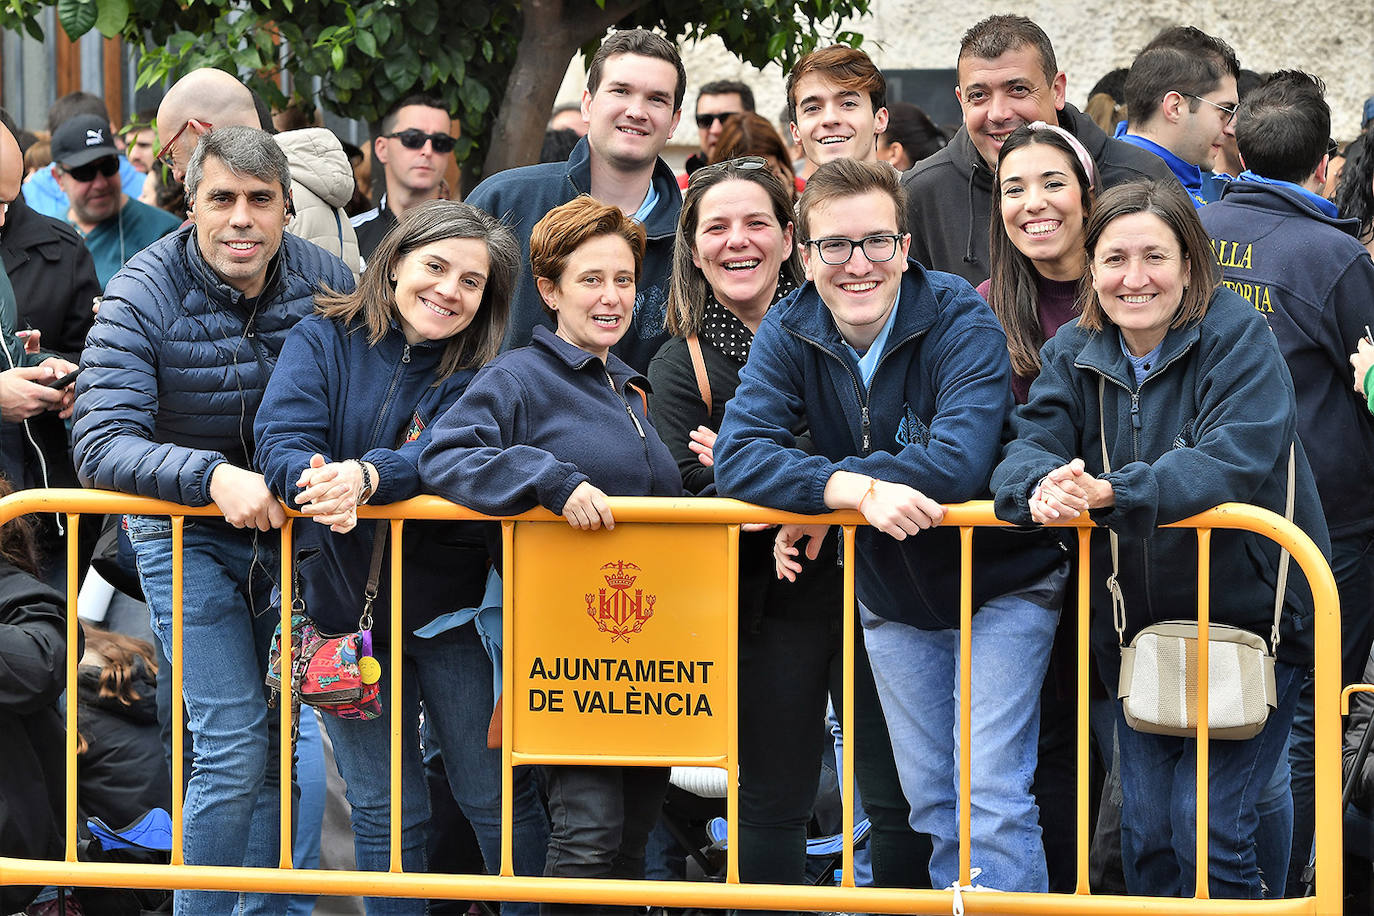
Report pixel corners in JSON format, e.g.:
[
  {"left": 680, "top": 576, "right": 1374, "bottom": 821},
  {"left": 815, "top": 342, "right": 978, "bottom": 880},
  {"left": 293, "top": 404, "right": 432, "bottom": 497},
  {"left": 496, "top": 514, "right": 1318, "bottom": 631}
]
[{"left": 420, "top": 364, "right": 589, "bottom": 515}]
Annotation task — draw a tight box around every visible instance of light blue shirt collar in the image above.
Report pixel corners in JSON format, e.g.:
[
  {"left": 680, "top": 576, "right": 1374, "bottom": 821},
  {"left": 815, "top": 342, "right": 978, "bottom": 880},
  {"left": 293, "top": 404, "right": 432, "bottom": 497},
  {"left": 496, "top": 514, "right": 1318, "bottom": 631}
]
[
  {"left": 842, "top": 296, "right": 900, "bottom": 389},
  {"left": 1118, "top": 332, "right": 1163, "bottom": 386},
  {"left": 631, "top": 182, "right": 660, "bottom": 225}
]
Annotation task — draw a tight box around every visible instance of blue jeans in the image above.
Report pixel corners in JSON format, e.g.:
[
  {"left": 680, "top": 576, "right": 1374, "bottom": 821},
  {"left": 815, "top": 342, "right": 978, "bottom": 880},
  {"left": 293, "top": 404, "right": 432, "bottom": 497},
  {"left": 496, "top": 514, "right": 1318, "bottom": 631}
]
[
  {"left": 860, "top": 592, "right": 1061, "bottom": 892},
  {"left": 1115, "top": 659, "right": 1303, "bottom": 898},
  {"left": 321, "top": 624, "right": 548, "bottom": 916},
  {"left": 127, "top": 515, "right": 288, "bottom": 916}
]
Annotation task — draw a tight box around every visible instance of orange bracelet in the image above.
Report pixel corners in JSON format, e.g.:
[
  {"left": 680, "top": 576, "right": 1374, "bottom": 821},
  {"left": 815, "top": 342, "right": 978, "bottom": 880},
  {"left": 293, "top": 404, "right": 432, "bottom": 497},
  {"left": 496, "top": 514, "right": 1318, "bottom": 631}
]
[{"left": 857, "top": 478, "right": 878, "bottom": 512}]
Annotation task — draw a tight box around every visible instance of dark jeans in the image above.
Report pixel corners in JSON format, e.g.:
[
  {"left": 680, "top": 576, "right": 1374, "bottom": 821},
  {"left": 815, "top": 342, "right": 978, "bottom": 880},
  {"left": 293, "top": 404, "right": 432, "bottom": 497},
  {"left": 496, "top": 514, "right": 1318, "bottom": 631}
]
[
  {"left": 1288, "top": 530, "right": 1374, "bottom": 894},
  {"left": 540, "top": 765, "right": 669, "bottom": 916},
  {"left": 738, "top": 613, "right": 843, "bottom": 888},
  {"left": 1117, "top": 660, "right": 1303, "bottom": 898}
]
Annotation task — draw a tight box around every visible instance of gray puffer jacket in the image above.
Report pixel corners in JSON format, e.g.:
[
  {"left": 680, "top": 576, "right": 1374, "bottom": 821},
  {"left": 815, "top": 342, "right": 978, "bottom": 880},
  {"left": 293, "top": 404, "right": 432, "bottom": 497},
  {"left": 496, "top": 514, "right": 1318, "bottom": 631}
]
[{"left": 72, "top": 225, "right": 354, "bottom": 506}]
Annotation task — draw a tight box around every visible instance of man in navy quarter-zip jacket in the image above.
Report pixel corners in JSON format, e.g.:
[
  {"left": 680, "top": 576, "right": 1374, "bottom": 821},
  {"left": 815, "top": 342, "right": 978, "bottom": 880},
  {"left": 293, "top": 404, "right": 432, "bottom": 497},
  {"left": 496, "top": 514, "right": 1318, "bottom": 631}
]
[
  {"left": 72, "top": 126, "right": 353, "bottom": 916},
  {"left": 716, "top": 159, "right": 1065, "bottom": 895},
  {"left": 464, "top": 28, "right": 685, "bottom": 374},
  {"left": 1200, "top": 70, "right": 1374, "bottom": 895}
]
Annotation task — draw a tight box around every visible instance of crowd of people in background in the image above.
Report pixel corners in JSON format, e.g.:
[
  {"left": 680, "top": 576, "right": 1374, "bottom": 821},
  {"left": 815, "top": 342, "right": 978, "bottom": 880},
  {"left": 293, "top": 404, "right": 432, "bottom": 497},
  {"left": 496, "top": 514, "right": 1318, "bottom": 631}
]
[{"left": 1, "top": 11, "right": 1374, "bottom": 916}]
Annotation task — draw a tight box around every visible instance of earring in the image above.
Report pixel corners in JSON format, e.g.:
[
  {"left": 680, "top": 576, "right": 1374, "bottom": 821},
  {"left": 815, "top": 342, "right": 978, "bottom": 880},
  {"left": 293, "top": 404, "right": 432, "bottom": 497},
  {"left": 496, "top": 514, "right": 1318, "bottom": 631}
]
[{"left": 389, "top": 273, "right": 396, "bottom": 282}]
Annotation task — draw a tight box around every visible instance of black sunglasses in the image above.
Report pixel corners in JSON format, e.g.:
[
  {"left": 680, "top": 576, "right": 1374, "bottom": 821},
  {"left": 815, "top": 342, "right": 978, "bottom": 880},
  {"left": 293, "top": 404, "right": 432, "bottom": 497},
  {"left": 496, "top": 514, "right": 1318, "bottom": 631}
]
[
  {"left": 62, "top": 157, "right": 120, "bottom": 183},
  {"left": 695, "top": 112, "right": 739, "bottom": 130},
  {"left": 386, "top": 129, "right": 456, "bottom": 154}
]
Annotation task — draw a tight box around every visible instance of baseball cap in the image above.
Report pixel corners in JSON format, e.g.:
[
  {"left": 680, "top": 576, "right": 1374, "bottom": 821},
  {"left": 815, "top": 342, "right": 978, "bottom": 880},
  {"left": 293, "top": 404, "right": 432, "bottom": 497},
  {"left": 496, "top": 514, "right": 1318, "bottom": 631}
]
[{"left": 51, "top": 113, "right": 119, "bottom": 167}]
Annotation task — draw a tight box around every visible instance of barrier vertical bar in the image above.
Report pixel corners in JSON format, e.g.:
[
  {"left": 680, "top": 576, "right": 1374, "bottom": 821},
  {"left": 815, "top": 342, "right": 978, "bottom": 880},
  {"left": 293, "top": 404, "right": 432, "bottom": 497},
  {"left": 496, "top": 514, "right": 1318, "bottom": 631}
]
[
  {"left": 64, "top": 513, "right": 79, "bottom": 863},
  {"left": 1313, "top": 525, "right": 1343, "bottom": 914},
  {"left": 958, "top": 525, "right": 973, "bottom": 887},
  {"left": 500, "top": 520, "right": 515, "bottom": 877},
  {"left": 279, "top": 519, "right": 295, "bottom": 868},
  {"left": 1075, "top": 528, "right": 1092, "bottom": 895},
  {"left": 725, "top": 523, "right": 740, "bottom": 885},
  {"left": 1194, "top": 528, "right": 1211, "bottom": 899},
  {"left": 390, "top": 519, "right": 404, "bottom": 873},
  {"left": 841, "top": 525, "right": 856, "bottom": 886},
  {"left": 170, "top": 515, "right": 185, "bottom": 865}
]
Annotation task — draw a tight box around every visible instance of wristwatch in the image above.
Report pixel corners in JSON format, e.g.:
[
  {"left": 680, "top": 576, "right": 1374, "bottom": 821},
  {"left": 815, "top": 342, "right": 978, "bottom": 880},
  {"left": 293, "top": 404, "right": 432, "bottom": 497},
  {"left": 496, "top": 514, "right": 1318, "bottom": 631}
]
[{"left": 356, "top": 460, "right": 375, "bottom": 504}]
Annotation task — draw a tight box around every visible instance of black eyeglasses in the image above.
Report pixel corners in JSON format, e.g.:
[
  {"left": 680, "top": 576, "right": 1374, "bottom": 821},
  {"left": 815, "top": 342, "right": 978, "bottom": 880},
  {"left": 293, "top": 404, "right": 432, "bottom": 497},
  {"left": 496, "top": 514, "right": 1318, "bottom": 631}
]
[
  {"left": 61, "top": 157, "right": 120, "bottom": 183},
  {"left": 695, "top": 112, "right": 739, "bottom": 130},
  {"left": 1328, "top": 137, "right": 1340, "bottom": 159},
  {"left": 806, "top": 234, "right": 905, "bottom": 266},
  {"left": 1180, "top": 92, "right": 1238, "bottom": 125},
  {"left": 386, "top": 129, "right": 456, "bottom": 154},
  {"left": 687, "top": 156, "right": 768, "bottom": 188}
]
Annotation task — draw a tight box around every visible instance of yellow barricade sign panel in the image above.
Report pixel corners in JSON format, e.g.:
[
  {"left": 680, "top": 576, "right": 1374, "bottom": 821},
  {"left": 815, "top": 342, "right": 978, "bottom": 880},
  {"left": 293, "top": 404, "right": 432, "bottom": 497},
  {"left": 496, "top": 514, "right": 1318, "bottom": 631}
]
[{"left": 510, "top": 522, "right": 731, "bottom": 760}]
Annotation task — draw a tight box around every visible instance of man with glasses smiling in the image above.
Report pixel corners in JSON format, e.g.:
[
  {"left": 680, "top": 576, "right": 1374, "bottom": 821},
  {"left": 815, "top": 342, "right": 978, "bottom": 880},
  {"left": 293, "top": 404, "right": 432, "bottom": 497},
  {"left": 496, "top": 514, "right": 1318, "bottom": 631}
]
[
  {"left": 1118, "top": 26, "right": 1241, "bottom": 208},
  {"left": 51, "top": 113, "right": 180, "bottom": 288},
  {"left": 716, "top": 158, "right": 1067, "bottom": 895},
  {"left": 351, "top": 93, "right": 457, "bottom": 262}
]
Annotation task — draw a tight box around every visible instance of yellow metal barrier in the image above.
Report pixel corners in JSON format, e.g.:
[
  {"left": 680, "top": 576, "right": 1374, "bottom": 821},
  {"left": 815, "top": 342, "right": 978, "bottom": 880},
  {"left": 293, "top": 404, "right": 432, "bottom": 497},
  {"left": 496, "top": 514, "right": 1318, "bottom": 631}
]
[{"left": 0, "top": 488, "right": 1344, "bottom": 915}]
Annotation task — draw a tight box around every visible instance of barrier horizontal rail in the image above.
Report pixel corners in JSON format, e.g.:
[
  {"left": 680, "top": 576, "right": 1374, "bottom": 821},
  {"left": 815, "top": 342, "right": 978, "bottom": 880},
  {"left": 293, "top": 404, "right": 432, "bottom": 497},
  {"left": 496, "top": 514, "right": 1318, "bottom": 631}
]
[{"left": 0, "top": 489, "right": 1343, "bottom": 916}]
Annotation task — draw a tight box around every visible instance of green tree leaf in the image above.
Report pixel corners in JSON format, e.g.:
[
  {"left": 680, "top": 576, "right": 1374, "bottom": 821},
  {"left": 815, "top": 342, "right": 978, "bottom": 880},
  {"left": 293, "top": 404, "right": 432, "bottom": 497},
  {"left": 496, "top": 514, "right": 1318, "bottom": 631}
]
[
  {"left": 94, "top": 0, "right": 129, "bottom": 38},
  {"left": 354, "top": 29, "right": 377, "bottom": 58},
  {"left": 56, "top": 0, "right": 96, "bottom": 38}
]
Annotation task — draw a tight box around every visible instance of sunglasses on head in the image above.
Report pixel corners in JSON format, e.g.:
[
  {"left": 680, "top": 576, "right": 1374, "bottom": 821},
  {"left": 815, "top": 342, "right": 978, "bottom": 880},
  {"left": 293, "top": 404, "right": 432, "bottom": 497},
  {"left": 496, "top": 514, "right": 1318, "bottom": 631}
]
[
  {"left": 695, "top": 112, "right": 739, "bottom": 130},
  {"left": 687, "top": 156, "right": 769, "bottom": 188},
  {"left": 62, "top": 157, "right": 120, "bottom": 183},
  {"left": 387, "top": 129, "right": 456, "bottom": 154}
]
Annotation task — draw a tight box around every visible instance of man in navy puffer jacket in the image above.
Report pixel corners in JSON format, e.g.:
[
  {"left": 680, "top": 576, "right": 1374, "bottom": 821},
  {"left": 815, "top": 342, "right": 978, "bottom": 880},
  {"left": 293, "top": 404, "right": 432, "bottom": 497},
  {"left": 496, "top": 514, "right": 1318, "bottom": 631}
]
[{"left": 72, "top": 126, "right": 353, "bottom": 916}]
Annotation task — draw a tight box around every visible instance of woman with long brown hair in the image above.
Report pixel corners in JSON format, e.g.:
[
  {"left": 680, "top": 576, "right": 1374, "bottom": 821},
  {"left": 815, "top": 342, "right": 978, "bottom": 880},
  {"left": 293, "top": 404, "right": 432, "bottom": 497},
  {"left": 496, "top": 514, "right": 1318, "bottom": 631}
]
[{"left": 256, "top": 199, "right": 548, "bottom": 915}]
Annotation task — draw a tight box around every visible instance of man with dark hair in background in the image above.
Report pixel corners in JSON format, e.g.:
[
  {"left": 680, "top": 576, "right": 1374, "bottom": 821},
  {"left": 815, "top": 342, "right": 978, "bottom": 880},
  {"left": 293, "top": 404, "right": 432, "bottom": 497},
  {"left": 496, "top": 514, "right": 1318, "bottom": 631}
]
[
  {"left": 1118, "top": 26, "right": 1241, "bottom": 207},
  {"left": 465, "top": 28, "right": 685, "bottom": 372},
  {"left": 350, "top": 93, "right": 457, "bottom": 261},
  {"left": 1201, "top": 68, "right": 1264, "bottom": 202},
  {"left": 1200, "top": 70, "right": 1374, "bottom": 897},
  {"left": 900, "top": 14, "right": 1174, "bottom": 284},
  {"left": 680, "top": 79, "right": 756, "bottom": 182}
]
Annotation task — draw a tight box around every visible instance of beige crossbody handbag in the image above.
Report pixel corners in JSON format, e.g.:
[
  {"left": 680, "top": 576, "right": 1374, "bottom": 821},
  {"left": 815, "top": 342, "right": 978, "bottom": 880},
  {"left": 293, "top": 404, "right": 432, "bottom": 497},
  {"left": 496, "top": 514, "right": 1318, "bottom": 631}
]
[{"left": 1097, "top": 378, "right": 1293, "bottom": 740}]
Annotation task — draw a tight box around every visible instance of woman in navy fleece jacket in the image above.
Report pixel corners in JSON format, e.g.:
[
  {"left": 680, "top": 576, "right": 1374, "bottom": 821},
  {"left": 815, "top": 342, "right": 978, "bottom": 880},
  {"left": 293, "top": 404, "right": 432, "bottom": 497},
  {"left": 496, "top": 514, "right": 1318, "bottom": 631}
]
[
  {"left": 420, "top": 196, "right": 681, "bottom": 913},
  {"left": 255, "top": 200, "right": 549, "bottom": 914}
]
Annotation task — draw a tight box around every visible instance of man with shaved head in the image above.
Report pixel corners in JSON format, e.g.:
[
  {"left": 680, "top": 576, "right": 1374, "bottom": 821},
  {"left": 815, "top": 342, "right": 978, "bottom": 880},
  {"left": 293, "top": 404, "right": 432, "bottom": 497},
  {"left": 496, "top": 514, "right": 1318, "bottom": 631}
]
[{"left": 157, "top": 68, "right": 360, "bottom": 275}]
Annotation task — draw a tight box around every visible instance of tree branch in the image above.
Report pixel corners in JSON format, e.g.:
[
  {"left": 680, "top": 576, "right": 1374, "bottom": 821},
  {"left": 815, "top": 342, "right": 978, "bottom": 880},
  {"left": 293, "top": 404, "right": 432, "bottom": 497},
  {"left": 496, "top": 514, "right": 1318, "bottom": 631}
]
[{"left": 481, "top": 0, "right": 653, "bottom": 176}]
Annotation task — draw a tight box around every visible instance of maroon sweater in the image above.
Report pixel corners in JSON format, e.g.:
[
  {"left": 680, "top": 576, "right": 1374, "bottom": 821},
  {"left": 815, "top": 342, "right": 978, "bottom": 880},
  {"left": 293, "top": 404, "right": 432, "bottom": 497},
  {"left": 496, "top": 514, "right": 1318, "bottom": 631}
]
[{"left": 976, "top": 274, "right": 1081, "bottom": 404}]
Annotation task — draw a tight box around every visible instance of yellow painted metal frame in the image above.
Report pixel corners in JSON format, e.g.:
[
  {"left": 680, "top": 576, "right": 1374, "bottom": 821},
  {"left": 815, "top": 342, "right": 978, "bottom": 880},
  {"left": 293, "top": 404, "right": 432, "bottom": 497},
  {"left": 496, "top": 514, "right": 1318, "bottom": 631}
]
[{"left": 0, "top": 489, "right": 1344, "bottom": 915}]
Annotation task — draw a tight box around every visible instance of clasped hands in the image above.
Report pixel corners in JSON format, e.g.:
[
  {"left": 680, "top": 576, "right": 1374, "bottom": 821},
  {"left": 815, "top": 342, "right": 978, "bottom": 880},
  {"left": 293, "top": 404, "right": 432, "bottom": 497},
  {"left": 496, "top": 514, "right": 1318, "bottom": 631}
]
[
  {"left": 1029, "top": 457, "right": 1115, "bottom": 524},
  {"left": 295, "top": 453, "right": 366, "bottom": 533}
]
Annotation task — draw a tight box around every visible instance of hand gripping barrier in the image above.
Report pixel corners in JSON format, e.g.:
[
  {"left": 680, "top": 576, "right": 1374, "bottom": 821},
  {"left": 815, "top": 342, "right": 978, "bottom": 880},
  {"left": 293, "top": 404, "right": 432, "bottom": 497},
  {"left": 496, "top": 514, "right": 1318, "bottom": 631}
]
[{"left": 0, "top": 489, "right": 1344, "bottom": 915}]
